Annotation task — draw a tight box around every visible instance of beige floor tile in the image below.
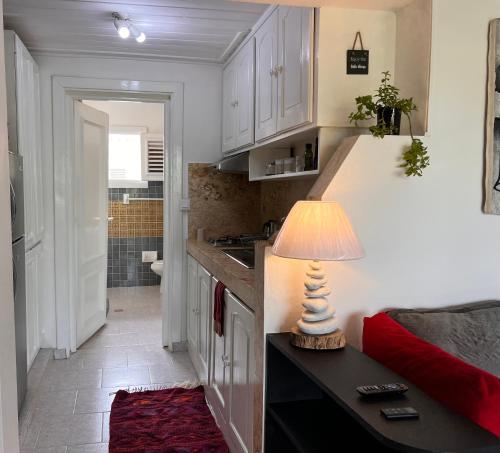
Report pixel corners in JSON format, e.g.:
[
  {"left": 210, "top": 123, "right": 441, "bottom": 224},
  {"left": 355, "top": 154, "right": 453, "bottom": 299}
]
[
  {"left": 67, "top": 444, "right": 108, "bottom": 453},
  {"left": 74, "top": 388, "right": 119, "bottom": 414},
  {"left": 102, "top": 366, "right": 151, "bottom": 388},
  {"left": 67, "top": 413, "right": 103, "bottom": 446},
  {"left": 21, "top": 286, "right": 196, "bottom": 452},
  {"left": 102, "top": 412, "right": 110, "bottom": 443}
]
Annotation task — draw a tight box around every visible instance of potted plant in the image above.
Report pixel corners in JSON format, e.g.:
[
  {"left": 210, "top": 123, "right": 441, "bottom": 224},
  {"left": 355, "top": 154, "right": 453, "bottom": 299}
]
[{"left": 348, "top": 71, "right": 430, "bottom": 177}]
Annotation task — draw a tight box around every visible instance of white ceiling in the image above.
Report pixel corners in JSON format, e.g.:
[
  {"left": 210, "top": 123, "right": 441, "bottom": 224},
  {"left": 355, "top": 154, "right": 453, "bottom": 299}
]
[
  {"left": 232, "top": 0, "right": 415, "bottom": 11},
  {"left": 3, "top": 0, "right": 269, "bottom": 63}
]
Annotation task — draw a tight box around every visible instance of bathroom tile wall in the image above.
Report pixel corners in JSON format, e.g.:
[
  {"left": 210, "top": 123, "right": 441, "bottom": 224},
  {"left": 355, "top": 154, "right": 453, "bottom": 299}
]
[{"left": 107, "top": 181, "right": 163, "bottom": 288}]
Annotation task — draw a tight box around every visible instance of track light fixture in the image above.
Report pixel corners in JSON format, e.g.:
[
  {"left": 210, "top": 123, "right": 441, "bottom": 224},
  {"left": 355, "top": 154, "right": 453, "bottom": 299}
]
[{"left": 112, "top": 12, "right": 146, "bottom": 43}]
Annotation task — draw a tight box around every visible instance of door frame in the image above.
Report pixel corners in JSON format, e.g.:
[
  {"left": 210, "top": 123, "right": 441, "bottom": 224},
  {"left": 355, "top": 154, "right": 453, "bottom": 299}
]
[{"left": 52, "top": 76, "right": 185, "bottom": 354}]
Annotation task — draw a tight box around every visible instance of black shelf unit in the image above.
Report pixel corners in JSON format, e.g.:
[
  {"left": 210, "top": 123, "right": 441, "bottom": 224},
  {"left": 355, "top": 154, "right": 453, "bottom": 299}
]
[{"left": 265, "top": 333, "right": 500, "bottom": 453}]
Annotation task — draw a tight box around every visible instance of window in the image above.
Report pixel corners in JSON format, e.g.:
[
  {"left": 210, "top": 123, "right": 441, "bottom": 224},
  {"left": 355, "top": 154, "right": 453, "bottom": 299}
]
[{"left": 108, "top": 127, "right": 148, "bottom": 188}]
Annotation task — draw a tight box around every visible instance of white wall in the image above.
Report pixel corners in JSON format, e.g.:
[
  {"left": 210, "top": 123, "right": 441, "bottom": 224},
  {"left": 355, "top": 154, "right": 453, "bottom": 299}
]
[
  {"left": 35, "top": 55, "right": 222, "bottom": 347},
  {"left": 83, "top": 100, "right": 164, "bottom": 134},
  {"left": 0, "top": 0, "right": 20, "bottom": 450},
  {"left": 317, "top": 7, "right": 396, "bottom": 127},
  {"left": 265, "top": 0, "right": 500, "bottom": 348}
]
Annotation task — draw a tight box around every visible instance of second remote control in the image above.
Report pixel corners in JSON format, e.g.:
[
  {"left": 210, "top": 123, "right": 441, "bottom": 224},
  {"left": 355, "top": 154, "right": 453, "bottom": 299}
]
[{"left": 356, "top": 383, "right": 408, "bottom": 396}]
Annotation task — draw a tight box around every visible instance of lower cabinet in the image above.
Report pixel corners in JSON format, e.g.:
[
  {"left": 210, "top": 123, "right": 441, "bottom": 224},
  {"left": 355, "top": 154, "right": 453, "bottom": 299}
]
[
  {"left": 25, "top": 242, "right": 42, "bottom": 370},
  {"left": 224, "top": 290, "right": 255, "bottom": 453},
  {"left": 187, "top": 255, "right": 255, "bottom": 453},
  {"left": 187, "top": 255, "right": 212, "bottom": 382}
]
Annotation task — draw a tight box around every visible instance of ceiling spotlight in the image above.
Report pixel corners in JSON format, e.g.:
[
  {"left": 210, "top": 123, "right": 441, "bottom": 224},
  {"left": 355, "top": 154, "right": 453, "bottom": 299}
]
[
  {"left": 112, "top": 12, "right": 146, "bottom": 43},
  {"left": 112, "top": 13, "right": 130, "bottom": 39},
  {"left": 129, "top": 23, "right": 147, "bottom": 43}
]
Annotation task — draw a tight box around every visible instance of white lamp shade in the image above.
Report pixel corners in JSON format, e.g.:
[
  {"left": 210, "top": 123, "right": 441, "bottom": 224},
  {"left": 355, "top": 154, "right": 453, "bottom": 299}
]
[{"left": 272, "top": 201, "right": 364, "bottom": 261}]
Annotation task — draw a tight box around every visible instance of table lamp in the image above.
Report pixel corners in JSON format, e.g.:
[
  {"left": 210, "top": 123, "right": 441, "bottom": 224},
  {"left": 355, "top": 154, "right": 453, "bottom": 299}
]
[{"left": 272, "top": 201, "right": 364, "bottom": 350}]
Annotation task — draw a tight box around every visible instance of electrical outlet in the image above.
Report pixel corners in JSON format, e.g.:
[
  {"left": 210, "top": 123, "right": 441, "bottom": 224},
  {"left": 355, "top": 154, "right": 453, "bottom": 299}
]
[{"left": 142, "top": 251, "right": 158, "bottom": 263}]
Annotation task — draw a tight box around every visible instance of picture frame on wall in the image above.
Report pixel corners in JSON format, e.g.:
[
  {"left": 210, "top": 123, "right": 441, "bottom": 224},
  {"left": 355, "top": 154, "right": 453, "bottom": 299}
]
[{"left": 484, "top": 19, "right": 500, "bottom": 215}]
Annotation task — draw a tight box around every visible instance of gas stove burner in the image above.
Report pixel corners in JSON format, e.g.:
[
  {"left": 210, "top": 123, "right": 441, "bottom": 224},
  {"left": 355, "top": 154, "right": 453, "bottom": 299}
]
[{"left": 209, "top": 234, "right": 267, "bottom": 248}]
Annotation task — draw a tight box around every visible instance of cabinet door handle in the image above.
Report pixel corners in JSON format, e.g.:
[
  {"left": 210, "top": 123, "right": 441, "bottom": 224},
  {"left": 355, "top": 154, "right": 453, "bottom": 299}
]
[
  {"left": 277, "top": 65, "right": 283, "bottom": 74},
  {"left": 221, "top": 354, "right": 231, "bottom": 367},
  {"left": 234, "top": 100, "right": 239, "bottom": 107}
]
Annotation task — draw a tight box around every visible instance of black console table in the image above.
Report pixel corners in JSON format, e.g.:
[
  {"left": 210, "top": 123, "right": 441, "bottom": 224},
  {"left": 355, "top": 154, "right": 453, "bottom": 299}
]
[{"left": 265, "top": 333, "right": 500, "bottom": 453}]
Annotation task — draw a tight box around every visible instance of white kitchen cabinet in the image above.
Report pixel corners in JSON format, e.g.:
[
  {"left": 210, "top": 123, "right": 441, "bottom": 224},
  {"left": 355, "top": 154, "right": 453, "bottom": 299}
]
[
  {"left": 225, "top": 290, "right": 255, "bottom": 453},
  {"left": 25, "top": 243, "right": 41, "bottom": 370},
  {"left": 188, "top": 255, "right": 255, "bottom": 453},
  {"left": 222, "top": 60, "right": 237, "bottom": 152},
  {"left": 187, "top": 255, "right": 198, "bottom": 362},
  {"left": 208, "top": 277, "right": 229, "bottom": 422},
  {"left": 235, "top": 39, "right": 255, "bottom": 149},
  {"left": 196, "top": 265, "right": 212, "bottom": 381},
  {"left": 187, "top": 256, "right": 212, "bottom": 382},
  {"left": 255, "top": 8, "right": 279, "bottom": 142},
  {"left": 222, "top": 39, "right": 255, "bottom": 153},
  {"left": 255, "top": 6, "right": 313, "bottom": 142},
  {"left": 5, "top": 31, "right": 44, "bottom": 250},
  {"left": 277, "top": 6, "right": 314, "bottom": 133}
]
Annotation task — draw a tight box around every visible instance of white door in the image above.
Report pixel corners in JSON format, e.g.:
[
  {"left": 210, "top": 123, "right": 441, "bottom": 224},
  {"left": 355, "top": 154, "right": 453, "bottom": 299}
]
[
  {"left": 222, "top": 61, "right": 237, "bottom": 153},
  {"left": 255, "top": 8, "right": 279, "bottom": 142},
  {"left": 235, "top": 39, "right": 255, "bottom": 149},
  {"left": 25, "top": 243, "right": 41, "bottom": 370},
  {"left": 187, "top": 255, "right": 198, "bottom": 360},
  {"left": 277, "top": 6, "right": 313, "bottom": 133},
  {"left": 197, "top": 265, "right": 212, "bottom": 381},
  {"left": 226, "top": 291, "right": 255, "bottom": 453},
  {"left": 74, "top": 102, "right": 109, "bottom": 348}
]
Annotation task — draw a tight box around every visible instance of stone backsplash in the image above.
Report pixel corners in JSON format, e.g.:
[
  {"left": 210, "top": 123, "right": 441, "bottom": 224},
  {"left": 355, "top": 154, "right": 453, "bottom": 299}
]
[
  {"left": 188, "top": 164, "right": 313, "bottom": 239},
  {"left": 188, "top": 164, "right": 261, "bottom": 240}
]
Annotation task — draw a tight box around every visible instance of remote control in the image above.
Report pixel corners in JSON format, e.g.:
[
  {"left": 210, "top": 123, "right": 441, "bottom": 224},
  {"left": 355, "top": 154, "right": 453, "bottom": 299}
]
[
  {"left": 356, "top": 383, "right": 408, "bottom": 397},
  {"left": 381, "top": 407, "right": 419, "bottom": 420}
]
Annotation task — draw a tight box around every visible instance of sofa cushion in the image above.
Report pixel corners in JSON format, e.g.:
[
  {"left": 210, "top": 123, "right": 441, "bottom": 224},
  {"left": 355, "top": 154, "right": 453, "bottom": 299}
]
[
  {"left": 386, "top": 301, "right": 500, "bottom": 377},
  {"left": 363, "top": 312, "right": 500, "bottom": 437}
]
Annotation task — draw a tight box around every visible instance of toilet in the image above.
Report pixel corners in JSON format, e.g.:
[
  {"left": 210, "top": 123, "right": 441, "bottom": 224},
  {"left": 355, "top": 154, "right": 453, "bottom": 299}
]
[{"left": 151, "top": 260, "right": 164, "bottom": 292}]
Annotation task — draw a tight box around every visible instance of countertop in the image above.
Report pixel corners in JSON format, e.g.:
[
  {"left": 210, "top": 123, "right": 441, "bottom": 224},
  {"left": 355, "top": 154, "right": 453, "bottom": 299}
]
[{"left": 187, "top": 239, "right": 258, "bottom": 310}]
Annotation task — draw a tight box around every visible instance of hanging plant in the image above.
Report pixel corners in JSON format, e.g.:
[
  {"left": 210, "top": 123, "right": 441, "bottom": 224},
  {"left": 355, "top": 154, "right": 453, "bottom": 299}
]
[{"left": 348, "top": 71, "right": 430, "bottom": 177}]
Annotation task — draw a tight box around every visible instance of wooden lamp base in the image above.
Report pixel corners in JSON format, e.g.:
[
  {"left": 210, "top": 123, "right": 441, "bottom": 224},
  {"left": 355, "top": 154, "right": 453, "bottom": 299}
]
[{"left": 290, "top": 326, "right": 346, "bottom": 350}]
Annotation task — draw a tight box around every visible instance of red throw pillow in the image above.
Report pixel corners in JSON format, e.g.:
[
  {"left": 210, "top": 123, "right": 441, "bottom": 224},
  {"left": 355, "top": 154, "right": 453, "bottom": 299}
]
[{"left": 363, "top": 312, "right": 500, "bottom": 437}]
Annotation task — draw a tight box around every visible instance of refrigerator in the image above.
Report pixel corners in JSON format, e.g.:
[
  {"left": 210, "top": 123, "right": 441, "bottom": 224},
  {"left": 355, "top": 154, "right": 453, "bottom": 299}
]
[{"left": 9, "top": 151, "right": 27, "bottom": 410}]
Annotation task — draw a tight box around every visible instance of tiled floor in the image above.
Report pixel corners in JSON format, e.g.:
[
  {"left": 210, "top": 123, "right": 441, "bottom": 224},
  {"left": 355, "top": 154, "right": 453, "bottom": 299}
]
[{"left": 19, "top": 286, "right": 197, "bottom": 453}]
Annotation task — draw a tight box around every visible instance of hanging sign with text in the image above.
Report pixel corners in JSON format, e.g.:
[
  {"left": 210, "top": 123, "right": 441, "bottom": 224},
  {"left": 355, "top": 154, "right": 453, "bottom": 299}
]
[{"left": 347, "top": 32, "right": 369, "bottom": 75}]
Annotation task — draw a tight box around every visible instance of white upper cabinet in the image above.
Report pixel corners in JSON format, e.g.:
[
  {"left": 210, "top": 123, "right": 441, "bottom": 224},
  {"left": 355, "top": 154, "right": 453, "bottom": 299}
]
[
  {"left": 235, "top": 40, "right": 255, "bottom": 149},
  {"left": 5, "top": 32, "right": 44, "bottom": 250},
  {"left": 222, "top": 39, "right": 255, "bottom": 153},
  {"left": 255, "top": 9, "right": 279, "bottom": 142},
  {"left": 222, "top": 61, "right": 237, "bottom": 152},
  {"left": 255, "top": 6, "right": 313, "bottom": 142},
  {"left": 277, "top": 6, "right": 313, "bottom": 133},
  {"left": 222, "top": 6, "right": 314, "bottom": 151}
]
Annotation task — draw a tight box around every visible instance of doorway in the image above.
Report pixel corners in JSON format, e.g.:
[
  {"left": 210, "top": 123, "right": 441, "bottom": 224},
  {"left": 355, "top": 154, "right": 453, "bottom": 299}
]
[
  {"left": 51, "top": 77, "right": 186, "bottom": 357},
  {"left": 75, "top": 99, "right": 166, "bottom": 349}
]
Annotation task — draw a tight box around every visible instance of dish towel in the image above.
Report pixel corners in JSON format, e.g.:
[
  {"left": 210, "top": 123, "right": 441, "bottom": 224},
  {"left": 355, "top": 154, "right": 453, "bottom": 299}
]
[{"left": 213, "top": 281, "right": 226, "bottom": 337}]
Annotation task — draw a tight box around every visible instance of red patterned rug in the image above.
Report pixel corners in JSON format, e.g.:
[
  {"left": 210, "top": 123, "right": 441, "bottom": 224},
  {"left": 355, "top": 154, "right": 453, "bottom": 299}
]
[{"left": 109, "top": 386, "right": 229, "bottom": 453}]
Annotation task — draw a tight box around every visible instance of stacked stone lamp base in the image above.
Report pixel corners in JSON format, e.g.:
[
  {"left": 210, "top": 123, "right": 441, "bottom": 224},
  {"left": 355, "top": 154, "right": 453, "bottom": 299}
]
[{"left": 290, "top": 261, "right": 346, "bottom": 350}]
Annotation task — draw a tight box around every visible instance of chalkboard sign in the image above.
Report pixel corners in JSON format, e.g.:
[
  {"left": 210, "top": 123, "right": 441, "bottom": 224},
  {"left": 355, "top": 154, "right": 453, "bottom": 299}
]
[
  {"left": 347, "top": 50, "right": 369, "bottom": 74},
  {"left": 347, "top": 32, "right": 369, "bottom": 75}
]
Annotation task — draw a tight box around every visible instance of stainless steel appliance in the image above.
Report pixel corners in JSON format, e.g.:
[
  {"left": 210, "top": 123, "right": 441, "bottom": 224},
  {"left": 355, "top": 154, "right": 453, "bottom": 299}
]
[{"left": 9, "top": 152, "right": 27, "bottom": 410}]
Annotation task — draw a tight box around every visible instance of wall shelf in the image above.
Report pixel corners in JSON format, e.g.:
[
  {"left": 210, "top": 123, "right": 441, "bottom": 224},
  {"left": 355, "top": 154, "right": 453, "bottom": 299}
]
[
  {"left": 250, "top": 170, "right": 319, "bottom": 182},
  {"left": 248, "top": 127, "right": 355, "bottom": 182}
]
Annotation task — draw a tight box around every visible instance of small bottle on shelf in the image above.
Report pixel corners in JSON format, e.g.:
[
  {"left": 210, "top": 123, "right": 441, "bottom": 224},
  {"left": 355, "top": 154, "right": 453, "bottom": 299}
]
[
  {"left": 313, "top": 137, "right": 319, "bottom": 170},
  {"left": 304, "top": 143, "right": 313, "bottom": 171}
]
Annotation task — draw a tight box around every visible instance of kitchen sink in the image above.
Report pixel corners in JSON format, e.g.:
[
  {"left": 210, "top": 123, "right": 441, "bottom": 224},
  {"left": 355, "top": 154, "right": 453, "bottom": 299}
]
[{"left": 221, "top": 248, "right": 255, "bottom": 269}]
